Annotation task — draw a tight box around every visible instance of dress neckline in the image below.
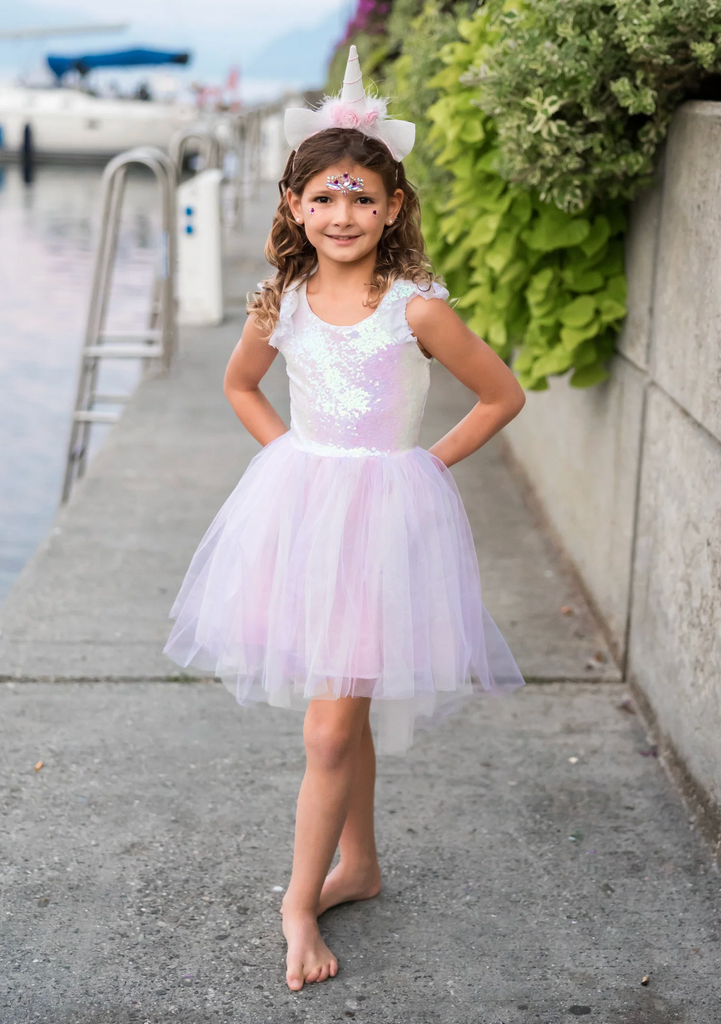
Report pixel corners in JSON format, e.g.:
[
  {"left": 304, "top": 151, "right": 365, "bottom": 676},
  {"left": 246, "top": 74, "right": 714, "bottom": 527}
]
[{"left": 301, "top": 278, "right": 386, "bottom": 330}]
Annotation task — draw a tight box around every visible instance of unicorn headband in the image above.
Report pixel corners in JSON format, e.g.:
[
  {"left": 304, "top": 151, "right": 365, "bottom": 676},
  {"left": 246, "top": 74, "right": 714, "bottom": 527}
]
[{"left": 284, "top": 45, "right": 416, "bottom": 163}]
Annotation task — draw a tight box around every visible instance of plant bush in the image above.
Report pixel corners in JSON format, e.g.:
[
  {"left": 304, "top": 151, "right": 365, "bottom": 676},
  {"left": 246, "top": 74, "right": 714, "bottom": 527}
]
[
  {"left": 422, "top": 5, "right": 627, "bottom": 388},
  {"left": 381, "top": 2, "right": 460, "bottom": 202},
  {"left": 331, "top": 0, "right": 721, "bottom": 387},
  {"left": 468, "top": 0, "right": 721, "bottom": 213}
]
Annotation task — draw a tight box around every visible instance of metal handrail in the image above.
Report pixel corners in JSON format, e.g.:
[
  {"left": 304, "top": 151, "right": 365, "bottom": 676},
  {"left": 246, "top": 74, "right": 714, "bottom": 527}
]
[
  {"left": 61, "top": 146, "right": 177, "bottom": 503},
  {"left": 169, "top": 125, "right": 222, "bottom": 174}
]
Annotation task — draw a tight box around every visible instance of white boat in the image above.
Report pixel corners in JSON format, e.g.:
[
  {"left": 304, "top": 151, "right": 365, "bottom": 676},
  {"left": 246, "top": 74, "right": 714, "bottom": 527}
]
[{"left": 0, "top": 84, "right": 199, "bottom": 160}]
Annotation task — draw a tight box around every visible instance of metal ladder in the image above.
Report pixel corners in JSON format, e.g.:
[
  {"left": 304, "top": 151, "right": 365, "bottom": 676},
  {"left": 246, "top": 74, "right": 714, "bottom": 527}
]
[
  {"left": 169, "top": 124, "right": 222, "bottom": 173},
  {"left": 61, "top": 146, "right": 177, "bottom": 503}
]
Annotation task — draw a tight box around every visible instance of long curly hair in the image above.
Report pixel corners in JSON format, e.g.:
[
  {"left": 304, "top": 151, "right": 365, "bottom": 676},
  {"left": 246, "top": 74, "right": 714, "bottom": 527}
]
[{"left": 248, "top": 128, "right": 437, "bottom": 333}]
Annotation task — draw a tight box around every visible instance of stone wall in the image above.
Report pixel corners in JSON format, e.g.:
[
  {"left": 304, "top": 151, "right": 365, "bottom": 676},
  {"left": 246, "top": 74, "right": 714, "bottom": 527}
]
[{"left": 503, "top": 101, "right": 721, "bottom": 822}]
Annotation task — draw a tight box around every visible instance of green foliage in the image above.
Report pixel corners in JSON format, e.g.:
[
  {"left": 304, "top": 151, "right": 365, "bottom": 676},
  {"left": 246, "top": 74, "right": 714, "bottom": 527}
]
[
  {"left": 418, "top": 5, "right": 627, "bottom": 388},
  {"left": 468, "top": 0, "right": 721, "bottom": 212},
  {"left": 330, "top": 0, "right": 721, "bottom": 387},
  {"left": 382, "top": 2, "right": 462, "bottom": 200}
]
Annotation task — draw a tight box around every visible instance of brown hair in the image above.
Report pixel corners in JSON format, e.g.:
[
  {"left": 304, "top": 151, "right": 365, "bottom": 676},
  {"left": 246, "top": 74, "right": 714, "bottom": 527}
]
[{"left": 247, "top": 128, "right": 437, "bottom": 333}]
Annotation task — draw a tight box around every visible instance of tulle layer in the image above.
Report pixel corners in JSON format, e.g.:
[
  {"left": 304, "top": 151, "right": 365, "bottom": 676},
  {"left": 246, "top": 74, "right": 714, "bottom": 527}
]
[{"left": 164, "top": 432, "right": 525, "bottom": 754}]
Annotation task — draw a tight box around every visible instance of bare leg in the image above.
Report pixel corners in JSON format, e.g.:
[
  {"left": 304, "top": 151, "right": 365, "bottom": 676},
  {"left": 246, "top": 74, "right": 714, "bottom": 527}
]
[
  {"left": 317, "top": 713, "right": 381, "bottom": 915},
  {"left": 282, "top": 695, "right": 370, "bottom": 991}
]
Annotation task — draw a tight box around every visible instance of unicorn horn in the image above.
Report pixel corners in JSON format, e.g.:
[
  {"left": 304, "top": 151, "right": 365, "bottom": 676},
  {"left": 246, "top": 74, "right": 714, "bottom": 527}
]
[{"left": 340, "top": 45, "right": 366, "bottom": 111}]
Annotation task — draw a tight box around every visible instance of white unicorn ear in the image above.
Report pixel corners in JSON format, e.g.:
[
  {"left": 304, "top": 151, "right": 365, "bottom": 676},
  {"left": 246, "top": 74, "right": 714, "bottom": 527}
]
[
  {"left": 284, "top": 108, "right": 326, "bottom": 152},
  {"left": 376, "top": 120, "right": 416, "bottom": 162}
]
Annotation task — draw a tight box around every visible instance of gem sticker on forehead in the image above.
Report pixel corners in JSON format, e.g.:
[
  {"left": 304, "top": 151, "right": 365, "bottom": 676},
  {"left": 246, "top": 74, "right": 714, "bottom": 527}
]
[{"left": 326, "top": 172, "right": 364, "bottom": 194}]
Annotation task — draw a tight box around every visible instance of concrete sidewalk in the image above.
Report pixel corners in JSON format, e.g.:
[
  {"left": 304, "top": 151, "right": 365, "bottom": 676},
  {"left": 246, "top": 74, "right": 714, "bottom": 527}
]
[
  {"left": 1, "top": 186, "right": 718, "bottom": 1023},
  {"left": 2, "top": 681, "right": 719, "bottom": 1023}
]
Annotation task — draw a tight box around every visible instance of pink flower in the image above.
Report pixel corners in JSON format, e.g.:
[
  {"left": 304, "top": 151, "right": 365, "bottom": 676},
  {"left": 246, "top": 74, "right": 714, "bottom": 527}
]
[
  {"left": 363, "top": 110, "right": 379, "bottom": 127},
  {"left": 331, "top": 106, "right": 360, "bottom": 129}
]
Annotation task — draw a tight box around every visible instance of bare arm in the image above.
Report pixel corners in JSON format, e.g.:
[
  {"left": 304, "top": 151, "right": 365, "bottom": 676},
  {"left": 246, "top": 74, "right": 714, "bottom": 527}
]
[
  {"left": 406, "top": 295, "right": 526, "bottom": 468},
  {"left": 223, "top": 314, "right": 289, "bottom": 446}
]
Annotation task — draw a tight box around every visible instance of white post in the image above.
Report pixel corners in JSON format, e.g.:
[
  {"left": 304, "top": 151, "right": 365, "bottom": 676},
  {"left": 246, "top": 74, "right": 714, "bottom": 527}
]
[
  {"left": 176, "top": 168, "right": 224, "bottom": 326},
  {"left": 260, "top": 112, "right": 285, "bottom": 183}
]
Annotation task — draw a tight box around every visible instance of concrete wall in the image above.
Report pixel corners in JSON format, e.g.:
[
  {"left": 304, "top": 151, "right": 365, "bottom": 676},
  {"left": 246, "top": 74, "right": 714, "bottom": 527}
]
[{"left": 503, "top": 101, "right": 721, "bottom": 818}]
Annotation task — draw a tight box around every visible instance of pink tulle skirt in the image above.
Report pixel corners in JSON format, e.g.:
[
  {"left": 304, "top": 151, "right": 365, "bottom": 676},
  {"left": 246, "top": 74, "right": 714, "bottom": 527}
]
[{"left": 164, "top": 432, "right": 525, "bottom": 754}]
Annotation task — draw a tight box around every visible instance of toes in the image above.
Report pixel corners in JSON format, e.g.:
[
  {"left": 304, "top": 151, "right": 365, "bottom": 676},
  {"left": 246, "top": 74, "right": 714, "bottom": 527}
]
[
  {"left": 329, "top": 958, "right": 339, "bottom": 978},
  {"left": 286, "top": 959, "right": 305, "bottom": 991},
  {"left": 316, "top": 963, "right": 330, "bottom": 983},
  {"left": 305, "top": 966, "right": 322, "bottom": 984}
]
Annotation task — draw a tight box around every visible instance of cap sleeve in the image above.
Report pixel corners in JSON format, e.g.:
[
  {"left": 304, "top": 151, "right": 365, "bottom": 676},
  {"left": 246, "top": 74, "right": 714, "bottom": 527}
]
[
  {"left": 411, "top": 280, "right": 449, "bottom": 303},
  {"left": 267, "top": 283, "right": 300, "bottom": 350},
  {"left": 384, "top": 278, "right": 449, "bottom": 345}
]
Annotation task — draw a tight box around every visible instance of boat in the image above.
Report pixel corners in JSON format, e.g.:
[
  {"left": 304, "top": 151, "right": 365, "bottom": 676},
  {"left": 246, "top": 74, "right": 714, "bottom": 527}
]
[{"left": 0, "top": 48, "right": 199, "bottom": 161}]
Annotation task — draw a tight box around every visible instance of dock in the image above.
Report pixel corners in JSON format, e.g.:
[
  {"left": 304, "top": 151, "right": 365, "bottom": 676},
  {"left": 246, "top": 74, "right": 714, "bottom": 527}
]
[{"left": 1, "top": 185, "right": 717, "bottom": 1023}]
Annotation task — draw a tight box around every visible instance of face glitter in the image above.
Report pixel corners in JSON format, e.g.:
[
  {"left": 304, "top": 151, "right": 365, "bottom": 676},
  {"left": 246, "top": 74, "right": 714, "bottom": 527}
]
[
  {"left": 310, "top": 207, "right": 315, "bottom": 214},
  {"left": 326, "top": 172, "right": 364, "bottom": 195}
]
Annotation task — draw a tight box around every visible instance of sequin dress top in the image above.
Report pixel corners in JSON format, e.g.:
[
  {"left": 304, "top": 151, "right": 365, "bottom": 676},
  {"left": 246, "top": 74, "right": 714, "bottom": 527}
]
[{"left": 164, "top": 277, "right": 525, "bottom": 754}]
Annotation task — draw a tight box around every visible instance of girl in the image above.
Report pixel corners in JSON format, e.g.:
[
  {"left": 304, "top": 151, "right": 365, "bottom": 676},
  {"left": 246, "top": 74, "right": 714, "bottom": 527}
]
[{"left": 165, "top": 46, "right": 526, "bottom": 992}]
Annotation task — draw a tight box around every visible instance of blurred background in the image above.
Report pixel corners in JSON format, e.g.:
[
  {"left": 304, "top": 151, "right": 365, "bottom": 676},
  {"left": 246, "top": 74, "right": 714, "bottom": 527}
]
[
  {"left": 2, "top": 0, "right": 351, "bottom": 100},
  {"left": 0, "top": 0, "right": 353, "bottom": 602}
]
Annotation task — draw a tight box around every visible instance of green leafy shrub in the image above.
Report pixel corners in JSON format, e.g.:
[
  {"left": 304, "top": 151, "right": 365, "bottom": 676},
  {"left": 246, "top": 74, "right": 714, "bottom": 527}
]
[
  {"left": 422, "top": 7, "right": 627, "bottom": 388},
  {"left": 331, "top": 0, "right": 720, "bottom": 387},
  {"left": 382, "top": 2, "right": 460, "bottom": 200},
  {"left": 468, "top": 0, "right": 721, "bottom": 212},
  {"left": 325, "top": 0, "right": 413, "bottom": 92}
]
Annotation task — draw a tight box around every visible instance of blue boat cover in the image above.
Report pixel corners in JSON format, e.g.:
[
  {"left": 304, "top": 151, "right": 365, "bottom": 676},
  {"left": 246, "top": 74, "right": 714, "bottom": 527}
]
[{"left": 47, "top": 49, "right": 191, "bottom": 79}]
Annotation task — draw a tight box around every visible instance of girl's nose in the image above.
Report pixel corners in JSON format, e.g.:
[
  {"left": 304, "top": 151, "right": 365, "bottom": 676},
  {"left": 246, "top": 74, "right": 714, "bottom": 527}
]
[{"left": 331, "top": 198, "right": 354, "bottom": 226}]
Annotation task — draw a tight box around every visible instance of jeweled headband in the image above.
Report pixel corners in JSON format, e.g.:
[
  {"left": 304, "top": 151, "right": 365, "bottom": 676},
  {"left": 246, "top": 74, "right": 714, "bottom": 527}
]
[
  {"left": 327, "top": 172, "right": 364, "bottom": 194},
  {"left": 284, "top": 45, "right": 415, "bottom": 163}
]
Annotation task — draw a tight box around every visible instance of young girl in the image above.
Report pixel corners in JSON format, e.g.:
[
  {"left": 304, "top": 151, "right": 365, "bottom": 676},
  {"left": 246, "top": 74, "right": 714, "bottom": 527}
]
[{"left": 165, "top": 46, "right": 526, "bottom": 992}]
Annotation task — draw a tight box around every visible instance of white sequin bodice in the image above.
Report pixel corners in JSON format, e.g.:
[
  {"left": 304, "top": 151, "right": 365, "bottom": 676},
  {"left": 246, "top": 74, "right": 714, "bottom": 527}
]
[{"left": 269, "top": 277, "right": 448, "bottom": 457}]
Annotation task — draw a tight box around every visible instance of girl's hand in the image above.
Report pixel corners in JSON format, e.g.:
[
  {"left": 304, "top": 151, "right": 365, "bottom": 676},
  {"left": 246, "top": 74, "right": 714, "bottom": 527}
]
[
  {"left": 223, "top": 315, "right": 289, "bottom": 446},
  {"left": 407, "top": 295, "right": 526, "bottom": 469}
]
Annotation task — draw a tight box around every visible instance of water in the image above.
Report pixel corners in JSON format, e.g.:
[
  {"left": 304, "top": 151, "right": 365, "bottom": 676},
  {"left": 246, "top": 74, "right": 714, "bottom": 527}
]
[{"left": 0, "top": 163, "right": 163, "bottom": 602}]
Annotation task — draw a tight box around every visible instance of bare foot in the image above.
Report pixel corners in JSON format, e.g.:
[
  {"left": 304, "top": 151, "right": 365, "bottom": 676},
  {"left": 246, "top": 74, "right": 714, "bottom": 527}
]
[
  {"left": 317, "top": 860, "right": 381, "bottom": 916},
  {"left": 282, "top": 908, "right": 338, "bottom": 991}
]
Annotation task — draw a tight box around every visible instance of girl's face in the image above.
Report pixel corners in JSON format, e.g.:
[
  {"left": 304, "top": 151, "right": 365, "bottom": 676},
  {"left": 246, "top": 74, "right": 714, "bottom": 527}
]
[{"left": 287, "top": 163, "right": 403, "bottom": 265}]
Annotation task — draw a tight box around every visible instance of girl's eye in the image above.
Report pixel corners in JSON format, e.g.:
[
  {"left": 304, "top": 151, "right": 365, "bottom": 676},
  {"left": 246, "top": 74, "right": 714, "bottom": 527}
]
[
  {"left": 357, "top": 196, "right": 374, "bottom": 205},
  {"left": 310, "top": 195, "right": 330, "bottom": 204}
]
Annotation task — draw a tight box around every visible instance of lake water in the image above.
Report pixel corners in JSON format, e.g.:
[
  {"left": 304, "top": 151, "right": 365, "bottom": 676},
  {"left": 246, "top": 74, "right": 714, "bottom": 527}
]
[{"left": 0, "top": 163, "right": 163, "bottom": 602}]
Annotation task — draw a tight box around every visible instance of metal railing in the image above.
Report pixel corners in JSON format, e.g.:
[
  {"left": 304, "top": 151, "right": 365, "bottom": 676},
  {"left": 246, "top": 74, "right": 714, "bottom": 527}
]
[
  {"left": 61, "top": 94, "right": 308, "bottom": 503},
  {"left": 169, "top": 124, "right": 222, "bottom": 173},
  {"left": 61, "top": 145, "right": 177, "bottom": 503}
]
